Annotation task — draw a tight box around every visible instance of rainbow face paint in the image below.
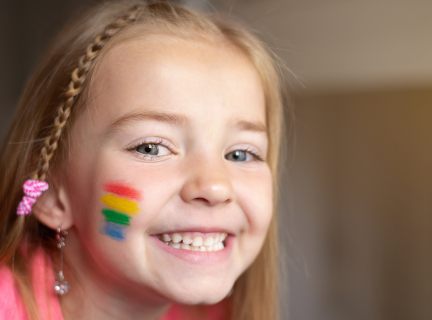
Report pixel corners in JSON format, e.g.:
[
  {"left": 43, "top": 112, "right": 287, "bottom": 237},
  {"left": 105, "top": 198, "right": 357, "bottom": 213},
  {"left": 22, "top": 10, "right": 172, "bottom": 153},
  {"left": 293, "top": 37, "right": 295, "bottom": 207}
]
[
  {"left": 100, "top": 194, "right": 139, "bottom": 215},
  {"left": 99, "top": 182, "right": 140, "bottom": 241},
  {"left": 102, "top": 182, "right": 141, "bottom": 201}
]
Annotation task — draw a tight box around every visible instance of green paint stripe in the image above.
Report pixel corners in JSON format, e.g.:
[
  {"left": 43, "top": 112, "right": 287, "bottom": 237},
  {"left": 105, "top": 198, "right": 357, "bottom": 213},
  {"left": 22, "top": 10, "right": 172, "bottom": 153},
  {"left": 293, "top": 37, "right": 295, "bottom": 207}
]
[{"left": 101, "top": 209, "right": 131, "bottom": 226}]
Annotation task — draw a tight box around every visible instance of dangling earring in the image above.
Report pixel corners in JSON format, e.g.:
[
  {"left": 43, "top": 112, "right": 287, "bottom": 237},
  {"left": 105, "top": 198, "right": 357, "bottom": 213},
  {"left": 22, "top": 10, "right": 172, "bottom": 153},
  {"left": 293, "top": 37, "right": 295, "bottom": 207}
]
[{"left": 54, "top": 227, "right": 69, "bottom": 295}]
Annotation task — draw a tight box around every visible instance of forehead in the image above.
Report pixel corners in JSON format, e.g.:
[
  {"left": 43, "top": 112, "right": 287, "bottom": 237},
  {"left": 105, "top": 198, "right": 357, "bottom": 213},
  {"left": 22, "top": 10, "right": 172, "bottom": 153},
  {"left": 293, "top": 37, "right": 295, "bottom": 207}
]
[{"left": 88, "top": 35, "right": 266, "bottom": 129}]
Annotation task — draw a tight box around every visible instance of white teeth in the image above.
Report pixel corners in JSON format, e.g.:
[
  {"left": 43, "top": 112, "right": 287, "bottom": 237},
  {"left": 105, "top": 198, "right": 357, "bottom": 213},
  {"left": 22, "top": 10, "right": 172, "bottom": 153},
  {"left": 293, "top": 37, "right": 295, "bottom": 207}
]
[
  {"left": 180, "top": 243, "right": 191, "bottom": 250},
  {"left": 171, "top": 233, "right": 182, "bottom": 243},
  {"left": 211, "top": 243, "right": 224, "bottom": 251},
  {"left": 192, "top": 236, "right": 203, "bottom": 246},
  {"left": 159, "top": 233, "right": 228, "bottom": 252},
  {"left": 183, "top": 235, "right": 193, "bottom": 245},
  {"left": 169, "top": 242, "right": 181, "bottom": 249},
  {"left": 203, "top": 237, "right": 214, "bottom": 247},
  {"left": 162, "top": 234, "right": 171, "bottom": 242}
]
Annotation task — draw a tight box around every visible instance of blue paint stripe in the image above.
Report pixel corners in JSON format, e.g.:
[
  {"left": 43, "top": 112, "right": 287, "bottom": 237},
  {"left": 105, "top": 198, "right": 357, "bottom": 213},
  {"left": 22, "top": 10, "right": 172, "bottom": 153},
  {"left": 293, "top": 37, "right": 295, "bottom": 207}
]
[{"left": 100, "top": 221, "right": 125, "bottom": 241}]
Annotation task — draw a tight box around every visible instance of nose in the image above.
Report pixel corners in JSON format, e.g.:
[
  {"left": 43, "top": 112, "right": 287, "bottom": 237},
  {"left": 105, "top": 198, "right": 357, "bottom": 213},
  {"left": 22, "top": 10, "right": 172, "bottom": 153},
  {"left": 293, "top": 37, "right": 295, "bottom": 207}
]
[{"left": 179, "top": 158, "right": 234, "bottom": 207}]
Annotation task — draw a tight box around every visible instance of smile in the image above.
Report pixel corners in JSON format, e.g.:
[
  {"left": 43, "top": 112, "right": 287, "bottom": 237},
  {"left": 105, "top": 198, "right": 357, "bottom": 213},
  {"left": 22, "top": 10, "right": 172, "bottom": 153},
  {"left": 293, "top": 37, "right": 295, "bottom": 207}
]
[{"left": 156, "top": 232, "right": 228, "bottom": 252}]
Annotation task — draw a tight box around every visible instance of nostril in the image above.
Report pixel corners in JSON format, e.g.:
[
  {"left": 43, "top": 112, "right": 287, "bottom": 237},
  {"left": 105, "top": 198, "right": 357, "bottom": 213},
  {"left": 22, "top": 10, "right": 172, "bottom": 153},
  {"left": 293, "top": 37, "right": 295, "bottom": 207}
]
[
  {"left": 192, "top": 197, "right": 233, "bottom": 206},
  {"left": 193, "top": 197, "right": 210, "bottom": 205}
]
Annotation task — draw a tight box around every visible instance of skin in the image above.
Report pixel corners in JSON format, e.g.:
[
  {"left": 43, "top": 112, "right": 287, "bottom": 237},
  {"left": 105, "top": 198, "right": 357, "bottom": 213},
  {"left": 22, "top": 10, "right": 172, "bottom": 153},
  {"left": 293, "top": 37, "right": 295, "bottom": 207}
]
[{"left": 44, "top": 35, "right": 273, "bottom": 320}]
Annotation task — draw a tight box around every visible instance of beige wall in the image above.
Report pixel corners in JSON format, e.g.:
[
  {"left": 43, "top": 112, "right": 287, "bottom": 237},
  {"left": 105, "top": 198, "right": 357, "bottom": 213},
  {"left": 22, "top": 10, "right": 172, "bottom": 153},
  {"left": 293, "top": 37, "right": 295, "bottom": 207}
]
[
  {"left": 211, "top": 0, "right": 432, "bottom": 92},
  {"left": 281, "top": 89, "right": 432, "bottom": 320}
]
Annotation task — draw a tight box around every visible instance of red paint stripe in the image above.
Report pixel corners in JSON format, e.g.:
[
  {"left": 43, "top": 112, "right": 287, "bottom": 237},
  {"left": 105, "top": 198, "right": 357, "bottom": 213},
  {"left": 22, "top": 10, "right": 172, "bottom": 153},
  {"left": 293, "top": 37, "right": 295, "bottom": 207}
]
[{"left": 103, "top": 183, "right": 140, "bottom": 201}]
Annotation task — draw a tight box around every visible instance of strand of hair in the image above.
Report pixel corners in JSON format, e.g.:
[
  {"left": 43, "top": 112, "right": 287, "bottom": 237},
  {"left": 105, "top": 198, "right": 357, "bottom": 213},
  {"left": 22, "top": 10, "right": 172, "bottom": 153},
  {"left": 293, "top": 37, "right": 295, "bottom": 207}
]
[{"left": 33, "top": 6, "right": 142, "bottom": 181}]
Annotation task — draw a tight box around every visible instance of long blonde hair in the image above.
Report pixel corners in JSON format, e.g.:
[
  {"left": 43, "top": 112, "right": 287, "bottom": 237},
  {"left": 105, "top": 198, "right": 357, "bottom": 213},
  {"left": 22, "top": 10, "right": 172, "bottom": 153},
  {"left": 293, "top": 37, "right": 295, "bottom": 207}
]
[{"left": 0, "top": 1, "right": 285, "bottom": 319}]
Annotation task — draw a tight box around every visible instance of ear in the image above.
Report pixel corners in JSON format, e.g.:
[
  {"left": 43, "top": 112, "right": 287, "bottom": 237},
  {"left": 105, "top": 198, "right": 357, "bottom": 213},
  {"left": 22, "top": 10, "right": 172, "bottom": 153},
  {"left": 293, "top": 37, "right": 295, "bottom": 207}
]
[{"left": 32, "top": 181, "right": 74, "bottom": 230}]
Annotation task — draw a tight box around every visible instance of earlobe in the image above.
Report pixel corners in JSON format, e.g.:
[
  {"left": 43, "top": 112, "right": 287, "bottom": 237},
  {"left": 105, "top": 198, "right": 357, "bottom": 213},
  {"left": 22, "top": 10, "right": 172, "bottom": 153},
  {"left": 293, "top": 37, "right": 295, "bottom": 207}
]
[{"left": 32, "top": 183, "right": 73, "bottom": 230}]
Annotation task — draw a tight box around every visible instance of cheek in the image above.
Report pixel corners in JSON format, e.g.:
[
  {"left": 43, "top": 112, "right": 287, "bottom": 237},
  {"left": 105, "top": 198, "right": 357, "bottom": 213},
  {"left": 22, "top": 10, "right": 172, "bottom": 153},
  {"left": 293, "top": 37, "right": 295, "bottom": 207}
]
[
  {"left": 240, "top": 168, "right": 273, "bottom": 232},
  {"left": 231, "top": 167, "right": 273, "bottom": 273},
  {"left": 64, "top": 152, "right": 179, "bottom": 278},
  {"left": 235, "top": 167, "right": 273, "bottom": 251},
  {"left": 66, "top": 151, "right": 176, "bottom": 238}
]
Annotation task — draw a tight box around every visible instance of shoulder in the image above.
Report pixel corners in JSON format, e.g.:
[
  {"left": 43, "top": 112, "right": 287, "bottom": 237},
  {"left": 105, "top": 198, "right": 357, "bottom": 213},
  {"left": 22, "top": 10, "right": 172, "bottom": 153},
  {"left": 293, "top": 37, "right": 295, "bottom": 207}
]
[{"left": 0, "top": 264, "right": 28, "bottom": 319}]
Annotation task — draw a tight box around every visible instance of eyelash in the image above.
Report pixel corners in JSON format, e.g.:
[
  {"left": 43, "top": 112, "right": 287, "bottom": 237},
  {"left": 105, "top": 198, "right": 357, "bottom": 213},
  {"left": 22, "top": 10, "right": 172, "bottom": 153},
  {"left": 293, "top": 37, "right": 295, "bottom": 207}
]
[
  {"left": 126, "top": 139, "right": 265, "bottom": 162},
  {"left": 237, "top": 147, "right": 265, "bottom": 162}
]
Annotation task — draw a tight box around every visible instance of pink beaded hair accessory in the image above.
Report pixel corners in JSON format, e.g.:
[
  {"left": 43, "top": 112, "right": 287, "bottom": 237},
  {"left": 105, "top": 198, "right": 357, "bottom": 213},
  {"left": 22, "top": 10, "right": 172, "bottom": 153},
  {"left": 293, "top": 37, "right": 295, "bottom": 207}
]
[{"left": 16, "top": 180, "right": 49, "bottom": 215}]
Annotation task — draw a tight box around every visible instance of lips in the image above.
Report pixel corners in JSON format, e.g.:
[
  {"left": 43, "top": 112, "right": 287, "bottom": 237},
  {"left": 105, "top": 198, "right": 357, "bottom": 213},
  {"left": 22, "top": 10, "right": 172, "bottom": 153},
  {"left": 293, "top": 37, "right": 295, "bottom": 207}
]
[{"left": 156, "top": 232, "right": 228, "bottom": 252}]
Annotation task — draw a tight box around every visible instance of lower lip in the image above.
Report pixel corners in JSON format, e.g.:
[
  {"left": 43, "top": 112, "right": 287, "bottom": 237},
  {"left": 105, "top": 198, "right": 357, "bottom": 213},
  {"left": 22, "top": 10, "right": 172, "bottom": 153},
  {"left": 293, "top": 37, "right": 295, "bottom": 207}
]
[{"left": 151, "top": 235, "right": 234, "bottom": 264}]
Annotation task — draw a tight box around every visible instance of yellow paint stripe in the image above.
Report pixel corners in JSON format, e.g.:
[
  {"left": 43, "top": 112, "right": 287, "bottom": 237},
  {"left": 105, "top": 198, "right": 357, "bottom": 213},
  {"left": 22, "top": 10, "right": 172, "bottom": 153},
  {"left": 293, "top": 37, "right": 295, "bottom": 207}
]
[{"left": 100, "top": 194, "right": 139, "bottom": 215}]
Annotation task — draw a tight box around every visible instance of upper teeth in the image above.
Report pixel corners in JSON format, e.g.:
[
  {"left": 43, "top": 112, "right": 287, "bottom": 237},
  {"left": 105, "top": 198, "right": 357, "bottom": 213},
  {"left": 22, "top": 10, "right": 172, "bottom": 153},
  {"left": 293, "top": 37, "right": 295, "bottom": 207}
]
[{"left": 158, "top": 232, "right": 228, "bottom": 252}]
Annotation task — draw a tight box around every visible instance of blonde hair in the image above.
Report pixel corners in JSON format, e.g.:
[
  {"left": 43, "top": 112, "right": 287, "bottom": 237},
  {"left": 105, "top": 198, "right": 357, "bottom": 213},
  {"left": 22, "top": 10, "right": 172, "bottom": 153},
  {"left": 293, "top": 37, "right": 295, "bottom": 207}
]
[{"left": 0, "top": 1, "right": 285, "bottom": 319}]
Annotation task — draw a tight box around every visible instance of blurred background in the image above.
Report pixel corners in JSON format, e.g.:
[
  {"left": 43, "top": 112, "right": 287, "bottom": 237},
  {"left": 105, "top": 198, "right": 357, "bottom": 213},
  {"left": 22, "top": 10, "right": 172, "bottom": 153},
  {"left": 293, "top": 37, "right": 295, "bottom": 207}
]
[{"left": 1, "top": 0, "right": 432, "bottom": 319}]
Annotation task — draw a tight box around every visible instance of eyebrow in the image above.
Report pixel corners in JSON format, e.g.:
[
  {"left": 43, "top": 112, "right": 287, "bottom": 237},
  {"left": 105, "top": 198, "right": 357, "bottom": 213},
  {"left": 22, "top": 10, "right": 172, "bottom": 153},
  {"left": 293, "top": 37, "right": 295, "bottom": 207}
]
[
  {"left": 108, "top": 110, "right": 190, "bottom": 131},
  {"left": 107, "top": 110, "right": 267, "bottom": 134},
  {"left": 231, "top": 119, "right": 267, "bottom": 134}
]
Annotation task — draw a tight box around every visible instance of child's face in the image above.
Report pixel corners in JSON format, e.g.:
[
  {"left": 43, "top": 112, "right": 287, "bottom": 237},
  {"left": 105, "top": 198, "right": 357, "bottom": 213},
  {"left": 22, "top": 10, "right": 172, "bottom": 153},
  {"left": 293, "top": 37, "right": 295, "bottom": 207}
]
[{"left": 64, "top": 35, "right": 272, "bottom": 305}]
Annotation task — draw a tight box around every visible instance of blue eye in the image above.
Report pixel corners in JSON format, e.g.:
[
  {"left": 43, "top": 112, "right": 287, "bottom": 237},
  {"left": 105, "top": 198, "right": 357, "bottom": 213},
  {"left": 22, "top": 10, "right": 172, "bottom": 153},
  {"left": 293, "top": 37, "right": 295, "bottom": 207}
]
[
  {"left": 136, "top": 143, "right": 159, "bottom": 155},
  {"left": 225, "top": 150, "right": 248, "bottom": 162},
  {"left": 126, "top": 139, "right": 173, "bottom": 161}
]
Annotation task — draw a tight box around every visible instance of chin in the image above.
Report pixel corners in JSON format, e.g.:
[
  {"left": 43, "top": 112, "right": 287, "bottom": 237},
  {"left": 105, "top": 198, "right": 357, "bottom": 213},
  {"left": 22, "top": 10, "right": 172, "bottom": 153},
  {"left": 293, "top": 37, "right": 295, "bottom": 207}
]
[
  {"left": 170, "top": 290, "right": 230, "bottom": 306},
  {"left": 157, "top": 277, "right": 234, "bottom": 306}
]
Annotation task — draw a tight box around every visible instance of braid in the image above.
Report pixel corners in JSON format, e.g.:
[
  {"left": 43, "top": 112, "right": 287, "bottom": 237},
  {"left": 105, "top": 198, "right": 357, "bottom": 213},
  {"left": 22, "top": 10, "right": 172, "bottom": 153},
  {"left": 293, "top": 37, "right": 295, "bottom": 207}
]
[{"left": 33, "top": 6, "right": 142, "bottom": 181}]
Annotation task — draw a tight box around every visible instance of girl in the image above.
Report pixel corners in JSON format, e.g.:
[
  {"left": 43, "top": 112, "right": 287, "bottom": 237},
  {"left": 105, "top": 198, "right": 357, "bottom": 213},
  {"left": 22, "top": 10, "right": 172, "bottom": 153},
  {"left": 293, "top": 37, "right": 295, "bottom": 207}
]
[{"left": 0, "top": 1, "right": 285, "bottom": 319}]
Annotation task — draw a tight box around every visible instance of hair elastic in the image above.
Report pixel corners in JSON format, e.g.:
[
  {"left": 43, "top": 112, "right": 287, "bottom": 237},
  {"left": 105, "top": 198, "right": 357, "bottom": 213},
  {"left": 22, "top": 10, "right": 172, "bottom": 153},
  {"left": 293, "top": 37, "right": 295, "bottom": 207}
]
[{"left": 16, "top": 179, "right": 49, "bottom": 215}]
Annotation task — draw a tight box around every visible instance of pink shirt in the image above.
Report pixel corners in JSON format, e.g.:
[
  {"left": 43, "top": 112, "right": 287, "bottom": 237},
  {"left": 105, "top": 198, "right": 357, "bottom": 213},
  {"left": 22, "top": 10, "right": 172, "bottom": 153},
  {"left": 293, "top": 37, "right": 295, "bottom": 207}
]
[
  {"left": 0, "top": 248, "right": 228, "bottom": 320},
  {"left": 0, "top": 248, "right": 63, "bottom": 320}
]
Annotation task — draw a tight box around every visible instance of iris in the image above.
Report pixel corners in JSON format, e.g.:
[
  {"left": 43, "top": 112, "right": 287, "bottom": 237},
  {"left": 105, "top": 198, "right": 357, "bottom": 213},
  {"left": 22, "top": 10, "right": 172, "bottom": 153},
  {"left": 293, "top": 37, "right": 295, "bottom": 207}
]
[
  {"left": 137, "top": 143, "right": 159, "bottom": 155},
  {"left": 225, "top": 150, "right": 247, "bottom": 162}
]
